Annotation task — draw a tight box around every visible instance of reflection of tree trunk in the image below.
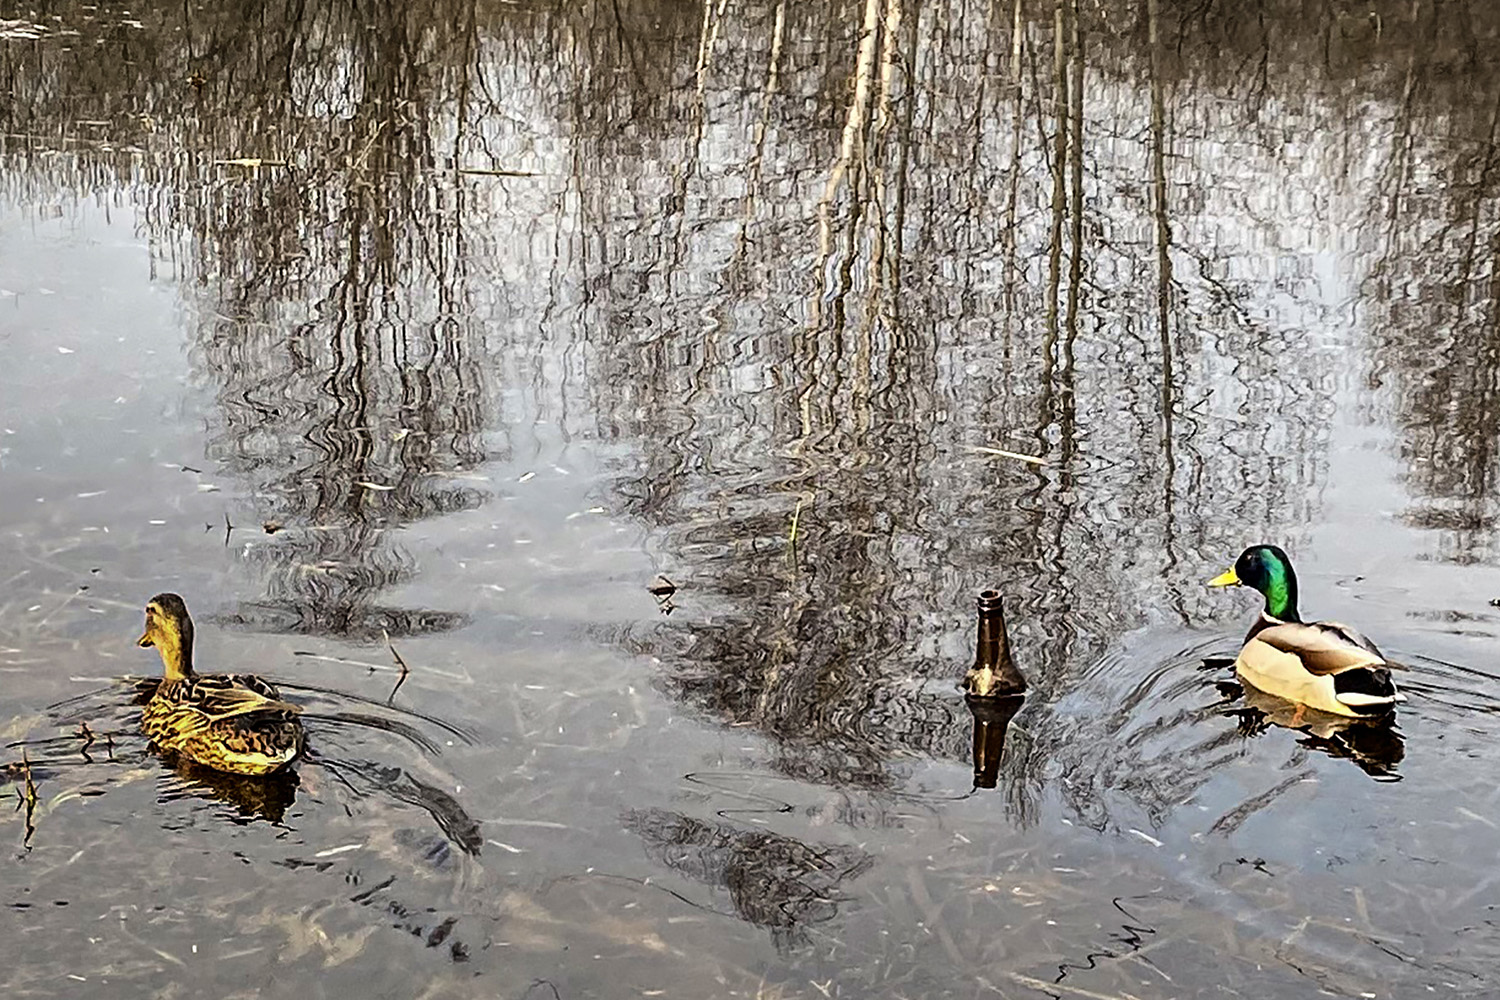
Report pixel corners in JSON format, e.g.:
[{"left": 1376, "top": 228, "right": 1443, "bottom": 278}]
[
  {"left": 1148, "top": 0, "right": 1178, "bottom": 574},
  {"left": 736, "top": 0, "right": 787, "bottom": 265},
  {"left": 1001, "top": 0, "right": 1025, "bottom": 335},
  {"left": 1379, "top": 7, "right": 1423, "bottom": 263},
  {"left": 1062, "top": 0, "right": 1082, "bottom": 468},
  {"left": 802, "top": 0, "right": 884, "bottom": 441},
  {"left": 885, "top": 1, "right": 916, "bottom": 333},
  {"left": 1065, "top": 0, "right": 1083, "bottom": 346},
  {"left": 865, "top": 0, "right": 904, "bottom": 315},
  {"left": 1457, "top": 90, "right": 1500, "bottom": 292},
  {"left": 1045, "top": 2, "right": 1067, "bottom": 344}
]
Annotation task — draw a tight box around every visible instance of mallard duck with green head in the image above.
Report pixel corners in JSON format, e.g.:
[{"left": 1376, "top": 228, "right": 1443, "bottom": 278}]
[
  {"left": 1209, "top": 545, "right": 1406, "bottom": 717},
  {"left": 136, "top": 593, "right": 305, "bottom": 775}
]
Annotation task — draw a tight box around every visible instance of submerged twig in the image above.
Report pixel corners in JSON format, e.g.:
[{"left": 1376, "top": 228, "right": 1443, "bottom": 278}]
[
  {"left": 383, "top": 629, "right": 411, "bottom": 705},
  {"left": 35, "top": 585, "right": 87, "bottom": 628},
  {"left": 20, "top": 750, "right": 38, "bottom": 848},
  {"left": 77, "top": 721, "right": 94, "bottom": 763}
]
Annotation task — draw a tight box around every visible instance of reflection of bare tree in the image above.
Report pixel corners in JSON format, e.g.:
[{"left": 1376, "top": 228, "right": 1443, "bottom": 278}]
[
  {"left": 1357, "top": 6, "right": 1500, "bottom": 562},
  {"left": 590, "top": 0, "right": 1335, "bottom": 832},
  {"left": 2, "top": 2, "right": 502, "bottom": 638},
  {"left": 621, "top": 807, "right": 872, "bottom": 951},
  {"left": 6, "top": 0, "right": 1490, "bottom": 845}
]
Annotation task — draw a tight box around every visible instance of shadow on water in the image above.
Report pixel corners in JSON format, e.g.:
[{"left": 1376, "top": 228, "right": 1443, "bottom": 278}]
[
  {"left": 621, "top": 807, "right": 873, "bottom": 952},
  {"left": 6, "top": 0, "right": 1500, "bottom": 996}
]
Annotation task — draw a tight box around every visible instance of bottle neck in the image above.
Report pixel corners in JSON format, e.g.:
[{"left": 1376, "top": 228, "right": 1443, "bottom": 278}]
[{"left": 974, "top": 612, "right": 1008, "bottom": 669}]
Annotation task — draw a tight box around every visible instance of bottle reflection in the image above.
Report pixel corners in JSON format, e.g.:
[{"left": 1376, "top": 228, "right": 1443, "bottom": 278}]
[{"left": 967, "top": 693, "right": 1026, "bottom": 790}]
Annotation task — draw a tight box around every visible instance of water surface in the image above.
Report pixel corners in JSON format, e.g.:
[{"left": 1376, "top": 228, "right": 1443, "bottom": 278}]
[{"left": 4, "top": 2, "right": 1500, "bottom": 997}]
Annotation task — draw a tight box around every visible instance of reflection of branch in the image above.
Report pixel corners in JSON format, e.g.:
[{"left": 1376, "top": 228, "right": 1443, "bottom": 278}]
[{"left": 1207, "top": 770, "right": 1313, "bottom": 836}]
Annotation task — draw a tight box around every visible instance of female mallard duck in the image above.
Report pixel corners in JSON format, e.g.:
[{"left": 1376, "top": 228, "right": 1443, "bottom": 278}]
[
  {"left": 136, "top": 593, "right": 304, "bottom": 775},
  {"left": 1209, "top": 545, "right": 1405, "bottom": 717}
]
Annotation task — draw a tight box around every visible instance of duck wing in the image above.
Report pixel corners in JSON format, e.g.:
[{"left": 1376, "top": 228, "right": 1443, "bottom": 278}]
[
  {"left": 1252, "top": 622, "right": 1387, "bottom": 676},
  {"left": 183, "top": 674, "right": 302, "bottom": 722}
]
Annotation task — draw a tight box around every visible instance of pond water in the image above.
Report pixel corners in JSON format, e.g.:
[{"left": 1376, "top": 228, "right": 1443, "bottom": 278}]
[{"left": 4, "top": 1, "right": 1500, "bottom": 997}]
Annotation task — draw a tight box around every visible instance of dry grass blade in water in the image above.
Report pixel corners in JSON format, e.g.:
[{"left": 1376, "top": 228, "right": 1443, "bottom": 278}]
[{"left": 966, "top": 444, "right": 1048, "bottom": 466}]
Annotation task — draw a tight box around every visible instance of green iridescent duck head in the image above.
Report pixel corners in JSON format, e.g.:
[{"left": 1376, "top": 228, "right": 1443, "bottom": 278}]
[{"left": 1208, "top": 544, "right": 1301, "bottom": 622}]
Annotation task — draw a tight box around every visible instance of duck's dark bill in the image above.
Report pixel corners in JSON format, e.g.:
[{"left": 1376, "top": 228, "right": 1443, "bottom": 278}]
[{"left": 137, "top": 632, "right": 154, "bottom": 647}]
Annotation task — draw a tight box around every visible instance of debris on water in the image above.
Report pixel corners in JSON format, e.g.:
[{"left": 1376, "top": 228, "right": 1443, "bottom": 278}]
[
  {"left": 967, "top": 693, "right": 1024, "bottom": 790},
  {"left": 263, "top": 521, "right": 283, "bottom": 534},
  {"left": 18, "top": 750, "right": 38, "bottom": 848},
  {"left": 456, "top": 166, "right": 539, "bottom": 177},
  {"left": 965, "top": 444, "right": 1047, "bottom": 465},
  {"left": 648, "top": 575, "right": 676, "bottom": 615},
  {"left": 486, "top": 839, "right": 526, "bottom": 854},
  {"left": 312, "top": 843, "right": 364, "bottom": 858}
]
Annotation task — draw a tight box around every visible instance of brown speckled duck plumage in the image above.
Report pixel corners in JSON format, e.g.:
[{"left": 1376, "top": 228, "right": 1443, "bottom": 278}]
[{"left": 137, "top": 593, "right": 304, "bottom": 776}]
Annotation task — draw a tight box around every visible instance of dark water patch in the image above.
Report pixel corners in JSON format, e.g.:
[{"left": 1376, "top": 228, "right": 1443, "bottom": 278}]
[{"left": 216, "top": 602, "right": 469, "bottom": 641}]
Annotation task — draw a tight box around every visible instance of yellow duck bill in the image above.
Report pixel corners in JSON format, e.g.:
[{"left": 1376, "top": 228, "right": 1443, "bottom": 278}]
[{"left": 1207, "top": 568, "right": 1240, "bottom": 587}]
